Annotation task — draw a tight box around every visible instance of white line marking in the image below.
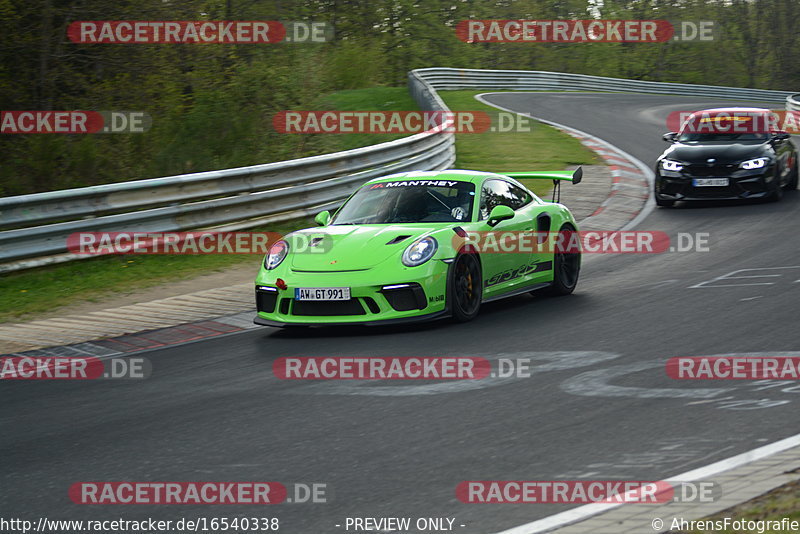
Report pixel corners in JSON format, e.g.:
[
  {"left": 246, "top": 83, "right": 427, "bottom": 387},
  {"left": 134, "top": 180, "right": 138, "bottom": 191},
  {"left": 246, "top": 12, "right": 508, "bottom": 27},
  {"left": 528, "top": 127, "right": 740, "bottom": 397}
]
[
  {"left": 724, "top": 274, "right": 782, "bottom": 279},
  {"left": 690, "top": 266, "right": 800, "bottom": 288},
  {"left": 492, "top": 432, "right": 800, "bottom": 534},
  {"left": 702, "top": 283, "right": 775, "bottom": 287},
  {"left": 623, "top": 280, "right": 679, "bottom": 290}
]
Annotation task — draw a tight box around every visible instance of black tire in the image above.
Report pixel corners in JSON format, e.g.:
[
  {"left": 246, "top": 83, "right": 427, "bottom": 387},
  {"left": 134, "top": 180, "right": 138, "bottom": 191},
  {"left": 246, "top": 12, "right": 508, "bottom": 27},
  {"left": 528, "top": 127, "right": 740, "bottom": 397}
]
[
  {"left": 783, "top": 157, "right": 799, "bottom": 190},
  {"left": 655, "top": 196, "right": 675, "bottom": 207},
  {"left": 448, "top": 251, "right": 482, "bottom": 322},
  {"left": 539, "top": 224, "right": 581, "bottom": 297}
]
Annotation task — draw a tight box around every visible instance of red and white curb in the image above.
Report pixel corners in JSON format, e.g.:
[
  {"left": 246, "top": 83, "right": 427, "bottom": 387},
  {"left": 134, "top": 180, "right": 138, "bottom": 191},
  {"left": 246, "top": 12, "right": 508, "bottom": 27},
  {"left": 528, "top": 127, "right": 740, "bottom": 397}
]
[
  {"left": 0, "top": 283, "right": 259, "bottom": 356},
  {"left": 1, "top": 311, "right": 259, "bottom": 359}
]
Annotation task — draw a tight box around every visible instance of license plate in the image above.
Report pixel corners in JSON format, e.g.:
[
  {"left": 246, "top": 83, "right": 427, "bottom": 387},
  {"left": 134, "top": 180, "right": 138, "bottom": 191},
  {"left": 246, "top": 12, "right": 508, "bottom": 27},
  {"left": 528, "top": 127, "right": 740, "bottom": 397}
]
[
  {"left": 294, "top": 287, "right": 351, "bottom": 301},
  {"left": 692, "top": 178, "right": 729, "bottom": 187}
]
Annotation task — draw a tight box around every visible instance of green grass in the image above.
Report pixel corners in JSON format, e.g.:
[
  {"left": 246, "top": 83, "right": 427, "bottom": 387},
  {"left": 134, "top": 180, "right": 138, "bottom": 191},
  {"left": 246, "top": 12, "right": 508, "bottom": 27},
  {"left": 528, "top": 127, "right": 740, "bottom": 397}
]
[
  {"left": 671, "top": 480, "right": 800, "bottom": 533},
  {"left": 1, "top": 254, "right": 259, "bottom": 323},
  {"left": 438, "top": 90, "right": 600, "bottom": 196},
  {"left": 3, "top": 87, "right": 602, "bottom": 323}
]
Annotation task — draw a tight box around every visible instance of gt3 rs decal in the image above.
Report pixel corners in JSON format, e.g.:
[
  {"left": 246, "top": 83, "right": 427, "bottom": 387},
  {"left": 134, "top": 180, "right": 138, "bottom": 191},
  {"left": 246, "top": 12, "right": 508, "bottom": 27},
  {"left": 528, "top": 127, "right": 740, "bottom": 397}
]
[{"left": 484, "top": 260, "right": 553, "bottom": 288}]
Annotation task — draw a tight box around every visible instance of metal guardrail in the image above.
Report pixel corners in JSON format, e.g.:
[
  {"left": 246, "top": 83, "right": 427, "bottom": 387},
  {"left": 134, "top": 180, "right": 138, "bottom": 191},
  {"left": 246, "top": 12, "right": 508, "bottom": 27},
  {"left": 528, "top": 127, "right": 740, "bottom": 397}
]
[
  {"left": 414, "top": 67, "right": 794, "bottom": 102},
  {"left": 787, "top": 94, "right": 800, "bottom": 112},
  {"left": 1, "top": 67, "right": 795, "bottom": 272},
  {"left": 0, "top": 71, "right": 454, "bottom": 271}
]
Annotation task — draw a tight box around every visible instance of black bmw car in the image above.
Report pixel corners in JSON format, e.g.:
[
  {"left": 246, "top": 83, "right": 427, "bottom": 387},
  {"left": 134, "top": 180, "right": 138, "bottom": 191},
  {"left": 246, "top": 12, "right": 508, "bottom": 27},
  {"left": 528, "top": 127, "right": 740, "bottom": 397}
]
[{"left": 655, "top": 107, "right": 798, "bottom": 207}]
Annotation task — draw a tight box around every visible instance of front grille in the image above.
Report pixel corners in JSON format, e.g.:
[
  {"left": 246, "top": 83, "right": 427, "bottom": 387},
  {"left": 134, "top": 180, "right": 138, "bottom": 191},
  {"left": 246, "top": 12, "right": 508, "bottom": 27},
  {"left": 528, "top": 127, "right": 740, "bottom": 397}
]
[
  {"left": 291, "top": 269, "right": 368, "bottom": 273},
  {"left": 255, "top": 289, "right": 278, "bottom": 313},
  {"left": 381, "top": 284, "right": 427, "bottom": 312},
  {"left": 740, "top": 180, "right": 766, "bottom": 193},
  {"left": 660, "top": 172, "right": 770, "bottom": 199},
  {"left": 292, "top": 299, "right": 365, "bottom": 316},
  {"left": 659, "top": 180, "right": 684, "bottom": 196},
  {"left": 363, "top": 297, "right": 381, "bottom": 314},
  {"left": 687, "top": 185, "right": 737, "bottom": 197},
  {"left": 685, "top": 163, "right": 737, "bottom": 177}
]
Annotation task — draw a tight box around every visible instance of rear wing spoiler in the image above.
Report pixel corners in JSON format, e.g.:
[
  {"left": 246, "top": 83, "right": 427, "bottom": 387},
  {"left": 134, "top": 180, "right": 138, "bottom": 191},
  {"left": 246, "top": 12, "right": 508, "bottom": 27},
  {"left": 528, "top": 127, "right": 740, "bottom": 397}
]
[{"left": 501, "top": 167, "right": 582, "bottom": 203}]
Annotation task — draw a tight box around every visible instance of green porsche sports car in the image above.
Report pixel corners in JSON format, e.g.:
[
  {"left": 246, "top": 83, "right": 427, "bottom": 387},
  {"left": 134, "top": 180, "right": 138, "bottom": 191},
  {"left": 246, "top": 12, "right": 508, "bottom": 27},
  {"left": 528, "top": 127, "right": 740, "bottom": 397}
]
[{"left": 254, "top": 168, "right": 582, "bottom": 327}]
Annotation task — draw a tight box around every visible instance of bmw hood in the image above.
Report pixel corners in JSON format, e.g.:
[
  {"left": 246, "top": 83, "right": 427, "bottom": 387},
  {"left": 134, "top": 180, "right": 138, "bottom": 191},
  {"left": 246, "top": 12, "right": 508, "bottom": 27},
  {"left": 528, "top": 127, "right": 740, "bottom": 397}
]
[
  {"left": 288, "top": 224, "right": 439, "bottom": 271},
  {"left": 663, "top": 142, "right": 772, "bottom": 165}
]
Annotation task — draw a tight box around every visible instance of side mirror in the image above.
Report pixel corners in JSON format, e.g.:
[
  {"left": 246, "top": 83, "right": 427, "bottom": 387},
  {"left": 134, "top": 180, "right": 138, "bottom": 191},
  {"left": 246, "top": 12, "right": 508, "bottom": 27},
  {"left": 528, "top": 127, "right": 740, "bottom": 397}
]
[
  {"left": 486, "top": 205, "right": 514, "bottom": 227},
  {"left": 662, "top": 132, "right": 677, "bottom": 143},
  {"left": 315, "top": 210, "right": 331, "bottom": 226},
  {"left": 772, "top": 132, "right": 791, "bottom": 141}
]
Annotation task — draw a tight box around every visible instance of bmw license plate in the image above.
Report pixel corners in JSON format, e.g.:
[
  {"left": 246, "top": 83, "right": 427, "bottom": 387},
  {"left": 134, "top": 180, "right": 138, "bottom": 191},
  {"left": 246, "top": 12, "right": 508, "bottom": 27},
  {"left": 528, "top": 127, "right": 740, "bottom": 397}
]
[
  {"left": 295, "top": 287, "right": 350, "bottom": 301},
  {"left": 692, "top": 178, "right": 729, "bottom": 187}
]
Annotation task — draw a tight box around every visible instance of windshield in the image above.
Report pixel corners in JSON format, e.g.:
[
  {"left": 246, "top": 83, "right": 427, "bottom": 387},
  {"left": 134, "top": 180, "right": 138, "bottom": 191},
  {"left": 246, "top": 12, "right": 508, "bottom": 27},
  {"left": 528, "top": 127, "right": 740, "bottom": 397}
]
[
  {"left": 332, "top": 180, "right": 476, "bottom": 224},
  {"left": 677, "top": 132, "right": 769, "bottom": 142}
]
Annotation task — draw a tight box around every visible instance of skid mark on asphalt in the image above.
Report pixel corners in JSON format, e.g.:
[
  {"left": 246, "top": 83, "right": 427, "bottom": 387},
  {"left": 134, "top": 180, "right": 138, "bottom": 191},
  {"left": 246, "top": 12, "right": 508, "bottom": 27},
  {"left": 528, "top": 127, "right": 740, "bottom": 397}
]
[
  {"left": 561, "top": 352, "right": 800, "bottom": 410},
  {"left": 562, "top": 361, "right": 729, "bottom": 399},
  {"left": 280, "top": 351, "right": 800, "bottom": 406},
  {"left": 282, "top": 351, "right": 620, "bottom": 396}
]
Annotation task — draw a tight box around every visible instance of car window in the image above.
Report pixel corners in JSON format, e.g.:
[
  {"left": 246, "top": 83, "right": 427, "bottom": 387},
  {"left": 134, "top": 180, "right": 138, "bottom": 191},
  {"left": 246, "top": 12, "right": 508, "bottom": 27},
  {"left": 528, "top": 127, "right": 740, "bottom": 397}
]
[
  {"left": 677, "top": 132, "right": 769, "bottom": 142},
  {"left": 332, "top": 180, "right": 476, "bottom": 224},
  {"left": 478, "top": 179, "right": 532, "bottom": 220}
]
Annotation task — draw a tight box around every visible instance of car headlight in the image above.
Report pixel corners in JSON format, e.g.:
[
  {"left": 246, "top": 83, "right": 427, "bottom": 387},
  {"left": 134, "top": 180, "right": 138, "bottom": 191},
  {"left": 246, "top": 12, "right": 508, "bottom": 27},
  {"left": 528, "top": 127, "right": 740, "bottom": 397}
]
[
  {"left": 402, "top": 237, "right": 438, "bottom": 267},
  {"left": 740, "top": 157, "right": 768, "bottom": 170},
  {"left": 265, "top": 240, "right": 289, "bottom": 270},
  {"left": 661, "top": 159, "right": 684, "bottom": 172}
]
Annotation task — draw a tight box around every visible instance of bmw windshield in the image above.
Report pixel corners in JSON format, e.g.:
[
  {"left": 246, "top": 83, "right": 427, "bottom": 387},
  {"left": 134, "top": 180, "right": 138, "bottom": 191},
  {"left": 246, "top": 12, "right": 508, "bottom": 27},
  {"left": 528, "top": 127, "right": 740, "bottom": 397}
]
[
  {"left": 331, "top": 180, "right": 476, "bottom": 224},
  {"left": 676, "top": 132, "right": 769, "bottom": 143}
]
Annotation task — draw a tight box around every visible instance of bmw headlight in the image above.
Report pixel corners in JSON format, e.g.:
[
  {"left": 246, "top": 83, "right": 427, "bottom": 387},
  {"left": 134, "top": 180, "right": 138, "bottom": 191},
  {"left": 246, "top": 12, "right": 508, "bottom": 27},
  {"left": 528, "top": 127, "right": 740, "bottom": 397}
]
[
  {"left": 265, "top": 240, "right": 289, "bottom": 270},
  {"left": 402, "top": 237, "right": 438, "bottom": 267},
  {"left": 740, "top": 157, "right": 768, "bottom": 170},
  {"left": 661, "top": 159, "right": 684, "bottom": 172}
]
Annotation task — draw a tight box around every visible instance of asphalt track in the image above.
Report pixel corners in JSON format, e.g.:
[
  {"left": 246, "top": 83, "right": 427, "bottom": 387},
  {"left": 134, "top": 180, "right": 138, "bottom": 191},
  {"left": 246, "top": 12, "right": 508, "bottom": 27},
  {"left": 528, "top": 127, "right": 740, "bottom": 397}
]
[{"left": 3, "top": 93, "right": 799, "bottom": 533}]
